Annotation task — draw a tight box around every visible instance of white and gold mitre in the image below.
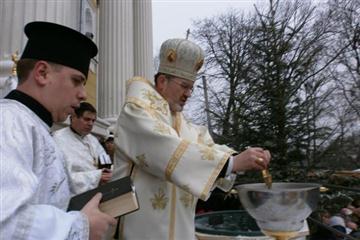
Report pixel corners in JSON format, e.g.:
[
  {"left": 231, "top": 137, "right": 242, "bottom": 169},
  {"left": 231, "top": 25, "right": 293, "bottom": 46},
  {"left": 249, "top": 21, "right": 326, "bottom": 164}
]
[{"left": 158, "top": 38, "right": 204, "bottom": 82}]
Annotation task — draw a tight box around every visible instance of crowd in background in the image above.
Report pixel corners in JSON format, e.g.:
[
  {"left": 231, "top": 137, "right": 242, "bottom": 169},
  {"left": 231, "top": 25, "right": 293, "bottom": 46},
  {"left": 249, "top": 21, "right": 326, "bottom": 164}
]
[{"left": 311, "top": 199, "right": 360, "bottom": 239}]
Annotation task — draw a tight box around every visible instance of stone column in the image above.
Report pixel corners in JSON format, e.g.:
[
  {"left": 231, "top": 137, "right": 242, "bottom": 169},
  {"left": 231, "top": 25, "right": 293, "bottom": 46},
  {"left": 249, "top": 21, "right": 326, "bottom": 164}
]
[
  {"left": 98, "top": 0, "right": 134, "bottom": 121},
  {"left": 133, "top": 0, "right": 154, "bottom": 81},
  {"left": 0, "top": 0, "right": 79, "bottom": 60},
  {"left": 0, "top": 0, "right": 79, "bottom": 97}
]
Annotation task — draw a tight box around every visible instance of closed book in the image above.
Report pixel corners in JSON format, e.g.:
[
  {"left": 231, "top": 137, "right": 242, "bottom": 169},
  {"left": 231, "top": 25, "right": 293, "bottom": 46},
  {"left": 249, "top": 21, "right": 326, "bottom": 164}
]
[{"left": 67, "top": 176, "right": 139, "bottom": 218}]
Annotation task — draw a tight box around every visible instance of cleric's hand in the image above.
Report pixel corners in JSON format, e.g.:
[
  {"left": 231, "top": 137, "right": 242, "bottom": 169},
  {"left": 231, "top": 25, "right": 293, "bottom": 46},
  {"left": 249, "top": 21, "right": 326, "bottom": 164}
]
[
  {"left": 232, "top": 147, "right": 271, "bottom": 172},
  {"left": 81, "top": 193, "right": 117, "bottom": 240}
]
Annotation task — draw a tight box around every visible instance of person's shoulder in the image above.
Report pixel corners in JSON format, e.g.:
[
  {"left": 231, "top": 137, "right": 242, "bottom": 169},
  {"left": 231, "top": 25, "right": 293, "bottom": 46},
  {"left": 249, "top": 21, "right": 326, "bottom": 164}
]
[
  {"left": 126, "top": 76, "right": 153, "bottom": 87},
  {"left": 1, "top": 98, "right": 26, "bottom": 112},
  {"left": 53, "top": 126, "right": 70, "bottom": 134},
  {"left": 1, "top": 99, "right": 37, "bottom": 125},
  {"left": 53, "top": 126, "right": 72, "bottom": 140},
  {"left": 125, "top": 76, "right": 168, "bottom": 112},
  {"left": 87, "top": 133, "right": 101, "bottom": 144},
  {"left": 185, "top": 117, "right": 205, "bottom": 131},
  {"left": 126, "top": 76, "right": 156, "bottom": 97}
]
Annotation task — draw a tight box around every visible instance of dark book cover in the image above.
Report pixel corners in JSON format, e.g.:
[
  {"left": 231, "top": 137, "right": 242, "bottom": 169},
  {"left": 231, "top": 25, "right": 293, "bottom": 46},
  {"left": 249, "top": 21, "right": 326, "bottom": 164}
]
[{"left": 67, "top": 176, "right": 139, "bottom": 218}]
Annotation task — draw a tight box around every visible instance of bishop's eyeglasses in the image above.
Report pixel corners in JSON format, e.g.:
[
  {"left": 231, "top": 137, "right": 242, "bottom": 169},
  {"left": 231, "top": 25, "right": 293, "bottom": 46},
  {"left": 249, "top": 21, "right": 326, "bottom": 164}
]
[{"left": 171, "top": 79, "right": 194, "bottom": 94}]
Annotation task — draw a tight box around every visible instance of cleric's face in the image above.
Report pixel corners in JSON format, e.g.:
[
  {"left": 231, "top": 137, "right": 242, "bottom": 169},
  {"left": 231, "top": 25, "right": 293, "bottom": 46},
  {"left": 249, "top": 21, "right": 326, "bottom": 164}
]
[
  {"left": 71, "top": 111, "right": 96, "bottom": 136},
  {"left": 39, "top": 62, "right": 87, "bottom": 122},
  {"left": 158, "top": 75, "right": 194, "bottom": 113}
]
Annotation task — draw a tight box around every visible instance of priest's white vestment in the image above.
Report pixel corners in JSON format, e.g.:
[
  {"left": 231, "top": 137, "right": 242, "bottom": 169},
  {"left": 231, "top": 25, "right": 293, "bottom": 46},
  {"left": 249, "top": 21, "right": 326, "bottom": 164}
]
[
  {"left": 113, "top": 77, "right": 236, "bottom": 240},
  {"left": 53, "top": 127, "right": 105, "bottom": 195},
  {"left": 0, "top": 97, "right": 89, "bottom": 239}
]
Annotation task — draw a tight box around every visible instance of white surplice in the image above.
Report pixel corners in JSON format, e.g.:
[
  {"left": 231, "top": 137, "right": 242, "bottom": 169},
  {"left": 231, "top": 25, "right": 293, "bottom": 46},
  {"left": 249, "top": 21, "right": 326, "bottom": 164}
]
[
  {"left": 0, "top": 99, "right": 89, "bottom": 239},
  {"left": 53, "top": 127, "right": 105, "bottom": 195},
  {"left": 113, "top": 77, "right": 237, "bottom": 240}
]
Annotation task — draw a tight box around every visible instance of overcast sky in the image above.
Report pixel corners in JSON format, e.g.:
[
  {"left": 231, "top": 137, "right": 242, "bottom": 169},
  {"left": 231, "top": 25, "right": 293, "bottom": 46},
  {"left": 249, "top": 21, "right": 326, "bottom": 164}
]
[{"left": 152, "top": 0, "right": 261, "bottom": 54}]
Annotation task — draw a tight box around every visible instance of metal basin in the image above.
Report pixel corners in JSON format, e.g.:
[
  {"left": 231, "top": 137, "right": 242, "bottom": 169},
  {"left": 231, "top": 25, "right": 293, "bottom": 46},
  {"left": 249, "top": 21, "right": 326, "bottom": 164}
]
[{"left": 236, "top": 182, "right": 320, "bottom": 232}]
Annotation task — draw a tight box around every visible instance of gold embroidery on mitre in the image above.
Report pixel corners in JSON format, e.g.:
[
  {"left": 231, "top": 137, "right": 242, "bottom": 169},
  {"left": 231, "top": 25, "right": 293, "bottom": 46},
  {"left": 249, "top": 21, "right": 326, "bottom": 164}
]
[
  {"left": 167, "top": 49, "right": 177, "bottom": 62},
  {"left": 151, "top": 188, "right": 168, "bottom": 210},
  {"left": 136, "top": 154, "right": 148, "bottom": 168},
  {"left": 154, "top": 121, "right": 171, "bottom": 135},
  {"left": 198, "top": 145, "right": 215, "bottom": 161},
  {"left": 165, "top": 140, "right": 190, "bottom": 181},
  {"left": 180, "top": 185, "right": 194, "bottom": 208},
  {"left": 142, "top": 90, "right": 168, "bottom": 115},
  {"left": 195, "top": 59, "right": 204, "bottom": 71}
]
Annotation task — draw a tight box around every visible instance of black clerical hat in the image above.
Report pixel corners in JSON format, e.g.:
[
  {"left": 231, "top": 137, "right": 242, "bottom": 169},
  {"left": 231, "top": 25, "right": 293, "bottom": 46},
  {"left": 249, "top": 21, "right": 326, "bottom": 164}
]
[{"left": 21, "top": 21, "right": 98, "bottom": 78}]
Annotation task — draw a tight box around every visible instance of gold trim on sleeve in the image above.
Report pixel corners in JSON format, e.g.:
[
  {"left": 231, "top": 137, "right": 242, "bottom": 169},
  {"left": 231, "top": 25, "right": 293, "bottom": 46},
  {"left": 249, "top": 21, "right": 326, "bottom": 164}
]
[
  {"left": 165, "top": 140, "right": 190, "bottom": 181},
  {"left": 200, "top": 152, "right": 231, "bottom": 200}
]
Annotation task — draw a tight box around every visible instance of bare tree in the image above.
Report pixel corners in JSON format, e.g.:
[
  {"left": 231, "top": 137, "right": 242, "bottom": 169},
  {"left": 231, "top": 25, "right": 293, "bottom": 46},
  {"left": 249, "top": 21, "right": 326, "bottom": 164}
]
[
  {"left": 191, "top": 10, "right": 258, "bottom": 149},
  {"left": 188, "top": 0, "right": 341, "bottom": 177},
  {"left": 327, "top": 0, "right": 360, "bottom": 118},
  {"left": 186, "top": 0, "right": 360, "bottom": 178},
  {"left": 247, "top": 0, "right": 339, "bottom": 173},
  {"left": 316, "top": 0, "right": 360, "bottom": 169}
]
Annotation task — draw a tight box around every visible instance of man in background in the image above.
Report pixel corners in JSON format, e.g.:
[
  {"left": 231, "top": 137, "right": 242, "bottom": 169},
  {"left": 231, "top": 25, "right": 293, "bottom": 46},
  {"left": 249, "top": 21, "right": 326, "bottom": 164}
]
[
  {"left": 0, "top": 21, "right": 116, "bottom": 239},
  {"left": 53, "top": 101, "right": 113, "bottom": 195},
  {"left": 103, "top": 132, "right": 115, "bottom": 162},
  {"left": 112, "top": 38, "right": 271, "bottom": 239}
]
